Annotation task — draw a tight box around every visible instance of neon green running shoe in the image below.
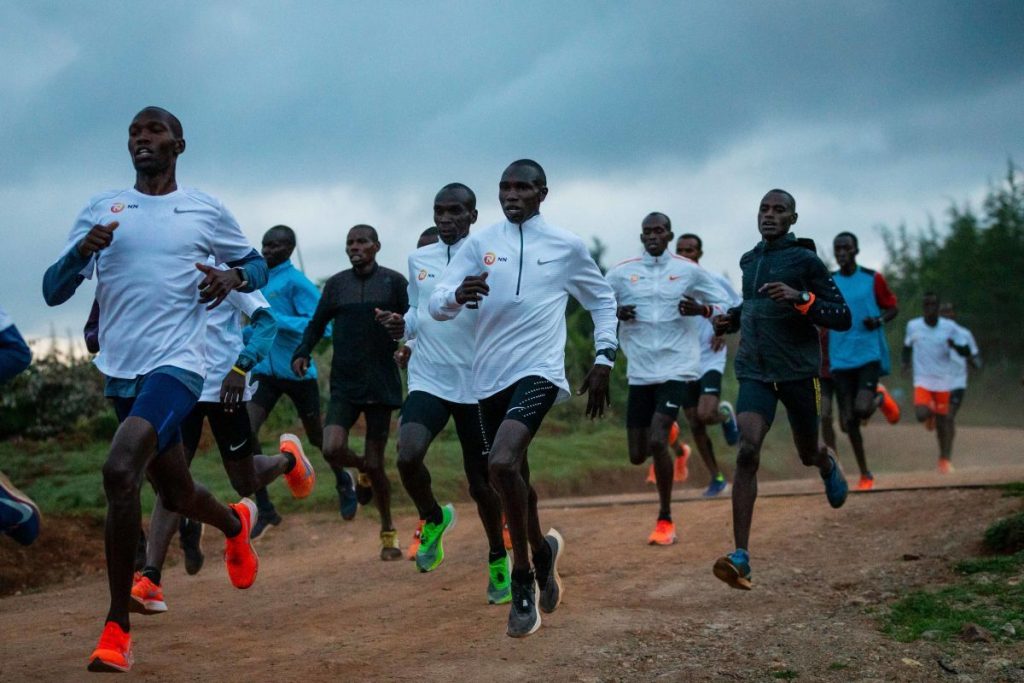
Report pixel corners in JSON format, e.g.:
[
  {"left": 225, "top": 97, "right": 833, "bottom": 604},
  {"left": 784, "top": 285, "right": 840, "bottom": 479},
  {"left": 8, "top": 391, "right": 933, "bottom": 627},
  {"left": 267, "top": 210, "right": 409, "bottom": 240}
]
[
  {"left": 415, "top": 503, "right": 456, "bottom": 573},
  {"left": 487, "top": 554, "right": 512, "bottom": 604}
]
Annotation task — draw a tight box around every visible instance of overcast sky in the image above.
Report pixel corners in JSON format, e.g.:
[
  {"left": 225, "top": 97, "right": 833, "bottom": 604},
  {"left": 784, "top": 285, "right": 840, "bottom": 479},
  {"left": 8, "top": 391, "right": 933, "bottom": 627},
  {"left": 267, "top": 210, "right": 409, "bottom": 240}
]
[{"left": 4, "top": 1, "right": 1022, "bottom": 342}]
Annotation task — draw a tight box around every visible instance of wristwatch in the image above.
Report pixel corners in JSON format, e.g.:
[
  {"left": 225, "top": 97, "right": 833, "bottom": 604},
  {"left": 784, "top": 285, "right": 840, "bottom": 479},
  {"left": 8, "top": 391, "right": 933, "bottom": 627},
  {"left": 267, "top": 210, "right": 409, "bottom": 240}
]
[
  {"left": 234, "top": 356, "right": 255, "bottom": 372},
  {"left": 234, "top": 267, "right": 249, "bottom": 288},
  {"left": 596, "top": 348, "right": 617, "bottom": 363},
  {"left": 798, "top": 291, "right": 811, "bottom": 304}
]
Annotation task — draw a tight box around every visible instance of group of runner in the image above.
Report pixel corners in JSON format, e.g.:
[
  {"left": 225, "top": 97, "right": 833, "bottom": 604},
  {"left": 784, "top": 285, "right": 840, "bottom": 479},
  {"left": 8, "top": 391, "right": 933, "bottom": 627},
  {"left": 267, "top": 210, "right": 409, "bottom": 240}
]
[{"left": 0, "top": 106, "right": 987, "bottom": 672}]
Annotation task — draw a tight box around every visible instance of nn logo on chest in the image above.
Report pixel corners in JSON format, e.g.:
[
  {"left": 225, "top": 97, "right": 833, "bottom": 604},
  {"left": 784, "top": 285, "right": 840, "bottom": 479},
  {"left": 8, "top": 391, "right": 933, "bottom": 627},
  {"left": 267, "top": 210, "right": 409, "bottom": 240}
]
[
  {"left": 483, "top": 252, "right": 509, "bottom": 265},
  {"left": 110, "top": 203, "right": 139, "bottom": 213}
]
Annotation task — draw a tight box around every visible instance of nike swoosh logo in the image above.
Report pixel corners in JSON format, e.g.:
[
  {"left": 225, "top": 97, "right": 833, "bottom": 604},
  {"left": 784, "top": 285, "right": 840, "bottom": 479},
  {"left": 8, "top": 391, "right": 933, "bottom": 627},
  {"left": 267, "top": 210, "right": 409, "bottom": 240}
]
[
  {"left": 537, "top": 258, "right": 562, "bottom": 265},
  {"left": 173, "top": 207, "right": 205, "bottom": 214},
  {"left": 665, "top": 402, "right": 679, "bottom": 408},
  {"left": 229, "top": 441, "right": 247, "bottom": 452},
  {"left": 668, "top": 275, "right": 682, "bottom": 280},
  {"left": 0, "top": 498, "right": 33, "bottom": 525}
]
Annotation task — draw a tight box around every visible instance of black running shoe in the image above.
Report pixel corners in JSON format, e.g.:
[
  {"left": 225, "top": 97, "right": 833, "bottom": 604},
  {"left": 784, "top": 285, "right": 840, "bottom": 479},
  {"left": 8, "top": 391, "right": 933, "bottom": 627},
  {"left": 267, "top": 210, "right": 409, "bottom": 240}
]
[
  {"left": 536, "top": 529, "right": 564, "bottom": 614},
  {"left": 179, "top": 518, "right": 205, "bottom": 575},
  {"left": 507, "top": 572, "right": 541, "bottom": 638},
  {"left": 251, "top": 509, "right": 282, "bottom": 540}
]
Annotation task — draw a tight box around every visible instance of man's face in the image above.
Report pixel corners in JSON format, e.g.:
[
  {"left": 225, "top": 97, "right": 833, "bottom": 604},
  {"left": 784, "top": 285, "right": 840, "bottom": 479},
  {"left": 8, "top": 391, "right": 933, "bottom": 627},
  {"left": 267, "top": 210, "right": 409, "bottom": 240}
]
[
  {"left": 261, "top": 229, "right": 294, "bottom": 269},
  {"left": 346, "top": 228, "right": 380, "bottom": 267},
  {"left": 923, "top": 295, "right": 940, "bottom": 322},
  {"left": 433, "top": 188, "right": 477, "bottom": 245},
  {"left": 499, "top": 165, "right": 547, "bottom": 224},
  {"left": 833, "top": 235, "right": 858, "bottom": 269},
  {"left": 758, "top": 191, "right": 797, "bottom": 240},
  {"left": 676, "top": 236, "right": 702, "bottom": 262},
  {"left": 128, "top": 110, "right": 183, "bottom": 174},
  {"left": 640, "top": 215, "right": 673, "bottom": 257},
  {"left": 417, "top": 231, "right": 439, "bottom": 249}
]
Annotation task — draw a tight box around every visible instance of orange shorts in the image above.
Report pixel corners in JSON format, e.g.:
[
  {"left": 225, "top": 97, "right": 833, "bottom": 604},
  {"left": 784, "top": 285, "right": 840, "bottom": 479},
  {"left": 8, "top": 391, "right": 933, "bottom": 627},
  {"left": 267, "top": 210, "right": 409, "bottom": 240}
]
[{"left": 914, "top": 387, "right": 950, "bottom": 416}]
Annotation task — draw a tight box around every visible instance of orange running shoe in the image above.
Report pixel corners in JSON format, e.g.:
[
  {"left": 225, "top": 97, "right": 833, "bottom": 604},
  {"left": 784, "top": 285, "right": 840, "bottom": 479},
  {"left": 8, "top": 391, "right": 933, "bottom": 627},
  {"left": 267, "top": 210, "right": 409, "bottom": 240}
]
[
  {"left": 225, "top": 498, "right": 259, "bottom": 589},
  {"left": 130, "top": 575, "right": 167, "bottom": 615},
  {"left": 279, "top": 433, "right": 316, "bottom": 499},
  {"left": 87, "top": 621, "right": 133, "bottom": 673},
  {"left": 647, "top": 519, "right": 677, "bottom": 546},
  {"left": 407, "top": 519, "right": 424, "bottom": 560},
  {"left": 938, "top": 458, "right": 954, "bottom": 474},
  {"left": 674, "top": 443, "right": 691, "bottom": 482},
  {"left": 646, "top": 463, "right": 656, "bottom": 484},
  {"left": 876, "top": 384, "right": 900, "bottom": 424},
  {"left": 502, "top": 515, "right": 512, "bottom": 550},
  {"left": 856, "top": 473, "right": 875, "bottom": 491}
]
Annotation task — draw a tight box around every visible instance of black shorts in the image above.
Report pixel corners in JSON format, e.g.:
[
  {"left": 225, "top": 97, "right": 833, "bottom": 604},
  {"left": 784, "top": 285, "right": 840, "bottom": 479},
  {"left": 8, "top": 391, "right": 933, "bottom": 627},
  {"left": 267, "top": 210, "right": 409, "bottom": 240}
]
[
  {"left": 400, "top": 391, "right": 486, "bottom": 464},
  {"left": 478, "top": 376, "right": 560, "bottom": 448},
  {"left": 250, "top": 375, "right": 322, "bottom": 420},
  {"left": 326, "top": 397, "right": 394, "bottom": 440},
  {"left": 736, "top": 377, "right": 821, "bottom": 436},
  {"left": 180, "top": 402, "right": 254, "bottom": 463},
  {"left": 680, "top": 370, "right": 723, "bottom": 410},
  {"left": 626, "top": 381, "right": 686, "bottom": 428},
  {"left": 832, "top": 362, "right": 881, "bottom": 422}
]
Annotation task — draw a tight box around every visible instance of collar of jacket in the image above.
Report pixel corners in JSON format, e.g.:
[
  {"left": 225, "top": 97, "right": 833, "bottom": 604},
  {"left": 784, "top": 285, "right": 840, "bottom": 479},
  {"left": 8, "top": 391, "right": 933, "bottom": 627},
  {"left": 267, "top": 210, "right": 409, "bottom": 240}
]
[
  {"left": 641, "top": 250, "right": 672, "bottom": 266},
  {"left": 506, "top": 213, "right": 545, "bottom": 231},
  {"left": 757, "top": 232, "right": 798, "bottom": 252},
  {"left": 353, "top": 261, "right": 380, "bottom": 280}
]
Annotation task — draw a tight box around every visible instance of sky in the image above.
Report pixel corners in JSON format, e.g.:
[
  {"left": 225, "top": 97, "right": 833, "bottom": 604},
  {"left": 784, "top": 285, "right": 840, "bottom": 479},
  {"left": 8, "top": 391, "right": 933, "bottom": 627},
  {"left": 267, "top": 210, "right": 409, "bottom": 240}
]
[{"left": 3, "top": 1, "right": 1023, "bottom": 343}]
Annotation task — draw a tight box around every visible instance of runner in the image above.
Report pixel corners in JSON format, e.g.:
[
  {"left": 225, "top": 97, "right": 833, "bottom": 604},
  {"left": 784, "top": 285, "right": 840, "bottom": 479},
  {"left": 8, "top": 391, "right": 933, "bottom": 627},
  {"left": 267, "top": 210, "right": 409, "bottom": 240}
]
[
  {"left": 828, "top": 231, "right": 900, "bottom": 490},
  {"left": 130, "top": 263, "right": 315, "bottom": 614},
  {"left": 607, "top": 213, "right": 729, "bottom": 544},
  {"left": 246, "top": 224, "right": 352, "bottom": 538},
  {"left": 675, "top": 232, "right": 743, "bottom": 496},
  {"left": 902, "top": 293, "right": 972, "bottom": 472},
  {"left": 710, "top": 189, "right": 852, "bottom": 591},
  {"left": 429, "top": 159, "right": 618, "bottom": 637},
  {"left": 377, "top": 184, "right": 510, "bottom": 602},
  {"left": 0, "top": 306, "right": 40, "bottom": 546},
  {"left": 292, "top": 224, "right": 408, "bottom": 559},
  {"left": 42, "top": 107, "right": 266, "bottom": 672},
  {"left": 939, "top": 302, "right": 982, "bottom": 418}
]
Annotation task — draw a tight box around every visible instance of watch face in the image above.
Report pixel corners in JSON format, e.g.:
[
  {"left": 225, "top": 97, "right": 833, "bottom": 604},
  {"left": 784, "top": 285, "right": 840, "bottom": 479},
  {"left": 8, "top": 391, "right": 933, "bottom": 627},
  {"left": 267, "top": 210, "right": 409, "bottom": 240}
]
[{"left": 801, "top": 292, "right": 811, "bottom": 303}]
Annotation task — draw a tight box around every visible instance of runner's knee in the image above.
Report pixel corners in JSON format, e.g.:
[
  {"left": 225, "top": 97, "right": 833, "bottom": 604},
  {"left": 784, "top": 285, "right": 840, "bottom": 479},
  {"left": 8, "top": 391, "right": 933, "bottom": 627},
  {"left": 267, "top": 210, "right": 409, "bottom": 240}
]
[
  {"left": 102, "top": 458, "right": 141, "bottom": 500},
  {"left": 735, "top": 441, "right": 760, "bottom": 471}
]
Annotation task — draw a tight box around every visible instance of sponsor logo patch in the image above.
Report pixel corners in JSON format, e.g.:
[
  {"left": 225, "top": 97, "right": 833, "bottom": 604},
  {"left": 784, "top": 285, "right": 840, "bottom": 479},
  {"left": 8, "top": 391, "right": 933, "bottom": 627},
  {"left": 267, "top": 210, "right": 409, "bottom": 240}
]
[
  {"left": 111, "top": 203, "right": 125, "bottom": 213},
  {"left": 483, "top": 252, "right": 497, "bottom": 266},
  {"left": 417, "top": 269, "right": 428, "bottom": 281}
]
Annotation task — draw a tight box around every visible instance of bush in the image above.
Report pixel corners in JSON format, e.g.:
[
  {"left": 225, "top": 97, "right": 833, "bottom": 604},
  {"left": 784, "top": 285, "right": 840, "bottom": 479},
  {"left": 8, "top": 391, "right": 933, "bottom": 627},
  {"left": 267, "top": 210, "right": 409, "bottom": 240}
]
[{"left": 983, "top": 511, "right": 1024, "bottom": 554}]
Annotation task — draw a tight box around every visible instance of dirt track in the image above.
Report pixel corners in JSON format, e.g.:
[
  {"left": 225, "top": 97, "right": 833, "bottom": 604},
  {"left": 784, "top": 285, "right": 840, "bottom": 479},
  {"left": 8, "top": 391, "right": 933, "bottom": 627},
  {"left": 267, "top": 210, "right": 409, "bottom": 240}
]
[{"left": 1, "top": 425, "right": 1022, "bottom": 681}]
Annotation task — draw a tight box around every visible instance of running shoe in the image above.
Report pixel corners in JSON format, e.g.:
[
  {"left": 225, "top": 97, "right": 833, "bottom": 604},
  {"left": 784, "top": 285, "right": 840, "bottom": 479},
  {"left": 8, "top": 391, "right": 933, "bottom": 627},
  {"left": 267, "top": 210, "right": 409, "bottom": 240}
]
[
  {"left": 250, "top": 508, "right": 282, "bottom": 540},
  {"left": 502, "top": 516, "right": 512, "bottom": 551},
  {"left": 719, "top": 401, "right": 740, "bottom": 445},
  {"left": 647, "top": 519, "right": 677, "bottom": 546},
  {"left": 487, "top": 554, "right": 512, "bottom": 605},
  {"left": 821, "top": 452, "right": 848, "bottom": 509},
  {"left": 507, "top": 572, "right": 541, "bottom": 638},
  {"left": 87, "top": 621, "right": 133, "bottom": 673},
  {"left": 645, "top": 463, "right": 657, "bottom": 484},
  {"left": 856, "top": 473, "right": 875, "bottom": 491},
  {"left": 380, "top": 529, "right": 402, "bottom": 561},
  {"left": 356, "top": 472, "right": 374, "bottom": 506},
  {"left": 416, "top": 504, "right": 457, "bottom": 573},
  {"left": 938, "top": 458, "right": 954, "bottom": 474},
  {"left": 130, "top": 575, "right": 167, "bottom": 615},
  {"left": 713, "top": 549, "right": 752, "bottom": 590},
  {"left": 0, "top": 470, "right": 40, "bottom": 546},
  {"left": 280, "top": 433, "right": 316, "bottom": 499},
  {"left": 703, "top": 474, "right": 729, "bottom": 498},
  {"left": 407, "top": 519, "right": 424, "bottom": 560},
  {"left": 536, "top": 529, "right": 564, "bottom": 613},
  {"left": 673, "top": 443, "right": 691, "bottom": 482},
  {"left": 876, "top": 383, "right": 901, "bottom": 424},
  {"left": 336, "top": 469, "right": 358, "bottom": 521},
  {"left": 224, "top": 498, "right": 259, "bottom": 589},
  {"left": 179, "top": 518, "right": 204, "bottom": 575}
]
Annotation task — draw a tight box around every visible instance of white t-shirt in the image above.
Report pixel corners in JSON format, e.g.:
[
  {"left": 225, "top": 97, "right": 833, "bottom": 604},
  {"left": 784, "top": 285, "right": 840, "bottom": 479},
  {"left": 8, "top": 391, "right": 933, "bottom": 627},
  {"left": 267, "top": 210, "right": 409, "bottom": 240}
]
[
  {"left": 697, "top": 270, "right": 743, "bottom": 375},
  {"left": 61, "top": 187, "right": 256, "bottom": 380},
  {"left": 0, "top": 305, "right": 13, "bottom": 333},
  {"left": 903, "top": 317, "right": 967, "bottom": 392},
  {"left": 944, "top": 320, "right": 979, "bottom": 390},
  {"left": 200, "top": 286, "right": 270, "bottom": 403},
  {"left": 404, "top": 237, "right": 477, "bottom": 404}
]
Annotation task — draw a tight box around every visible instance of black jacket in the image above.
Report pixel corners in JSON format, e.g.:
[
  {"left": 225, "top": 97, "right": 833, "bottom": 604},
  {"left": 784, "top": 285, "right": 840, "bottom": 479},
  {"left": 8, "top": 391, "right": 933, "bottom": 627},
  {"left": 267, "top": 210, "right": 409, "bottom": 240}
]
[{"left": 727, "top": 233, "right": 851, "bottom": 383}]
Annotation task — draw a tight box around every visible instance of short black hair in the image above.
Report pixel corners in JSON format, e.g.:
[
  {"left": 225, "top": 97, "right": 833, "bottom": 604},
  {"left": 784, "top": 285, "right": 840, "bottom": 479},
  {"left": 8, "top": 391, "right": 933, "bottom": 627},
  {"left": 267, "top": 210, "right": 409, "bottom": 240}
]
[
  {"left": 438, "top": 182, "right": 477, "bottom": 210},
  {"left": 834, "top": 231, "right": 859, "bottom": 248},
  {"left": 677, "top": 233, "right": 702, "bottom": 250},
  {"left": 267, "top": 224, "right": 296, "bottom": 246},
  {"left": 643, "top": 212, "right": 672, "bottom": 231},
  {"left": 136, "top": 106, "right": 183, "bottom": 138},
  {"left": 506, "top": 159, "right": 547, "bottom": 187},
  {"left": 350, "top": 224, "right": 379, "bottom": 242},
  {"left": 420, "top": 226, "right": 439, "bottom": 239},
  {"left": 767, "top": 188, "right": 796, "bottom": 211}
]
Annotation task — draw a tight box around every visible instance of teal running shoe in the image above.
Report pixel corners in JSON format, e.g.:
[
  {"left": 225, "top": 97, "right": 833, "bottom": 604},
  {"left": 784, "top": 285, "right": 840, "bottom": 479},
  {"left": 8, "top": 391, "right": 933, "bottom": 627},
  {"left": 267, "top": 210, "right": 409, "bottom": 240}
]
[
  {"left": 487, "top": 554, "right": 512, "bottom": 604},
  {"left": 821, "top": 452, "right": 848, "bottom": 509},
  {"left": 416, "top": 503, "right": 456, "bottom": 573},
  {"left": 702, "top": 474, "right": 729, "bottom": 498},
  {"left": 713, "top": 549, "right": 752, "bottom": 590}
]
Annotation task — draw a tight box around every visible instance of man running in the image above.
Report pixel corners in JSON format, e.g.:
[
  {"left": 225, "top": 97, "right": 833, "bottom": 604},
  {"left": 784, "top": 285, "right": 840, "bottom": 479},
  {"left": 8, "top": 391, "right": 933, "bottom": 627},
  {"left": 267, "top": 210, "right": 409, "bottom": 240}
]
[
  {"left": 377, "top": 184, "right": 510, "bottom": 603},
  {"left": 292, "top": 225, "right": 408, "bottom": 559},
  {"left": 42, "top": 107, "right": 266, "bottom": 672},
  {"left": 675, "top": 233, "right": 743, "bottom": 496},
  {"left": 828, "top": 232, "right": 899, "bottom": 490},
  {"left": 902, "top": 293, "right": 972, "bottom": 472},
  {"left": 130, "top": 264, "right": 315, "bottom": 614},
  {"left": 429, "top": 159, "right": 618, "bottom": 637},
  {"left": 246, "top": 224, "right": 353, "bottom": 537},
  {"left": 711, "top": 189, "right": 852, "bottom": 591},
  {"left": 0, "top": 306, "right": 40, "bottom": 546},
  {"left": 607, "top": 214, "right": 729, "bottom": 545},
  {"left": 939, "top": 302, "right": 982, "bottom": 418}
]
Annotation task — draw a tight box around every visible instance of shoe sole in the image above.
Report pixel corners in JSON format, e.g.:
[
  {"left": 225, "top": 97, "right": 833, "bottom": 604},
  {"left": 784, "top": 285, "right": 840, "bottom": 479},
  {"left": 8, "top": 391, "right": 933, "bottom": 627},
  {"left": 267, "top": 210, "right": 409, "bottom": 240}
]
[
  {"left": 88, "top": 655, "right": 132, "bottom": 673},
  {"left": 507, "top": 613, "right": 541, "bottom": 638},
  {"left": 648, "top": 535, "right": 677, "bottom": 546},
  {"left": 416, "top": 505, "right": 457, "bottom": 573},
  {"left": 129, "top": 595, "right": 167, "bottom": 615},
  {"left": 713, "top": 557, "right": 752, "bottom": 590},
  {"left": 540, "top": 528, "right": 564, "bottom": 614}
]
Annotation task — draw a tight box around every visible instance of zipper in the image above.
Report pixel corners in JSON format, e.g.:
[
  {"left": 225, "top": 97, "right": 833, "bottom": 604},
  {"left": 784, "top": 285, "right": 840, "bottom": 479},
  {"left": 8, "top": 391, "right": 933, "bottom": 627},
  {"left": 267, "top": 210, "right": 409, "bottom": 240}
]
[
  {"left": 516, "top": 224, "right": 524, "bottom": 296},
  {"left": 752, "top": 248, "right": 767, "bottom": 374}
]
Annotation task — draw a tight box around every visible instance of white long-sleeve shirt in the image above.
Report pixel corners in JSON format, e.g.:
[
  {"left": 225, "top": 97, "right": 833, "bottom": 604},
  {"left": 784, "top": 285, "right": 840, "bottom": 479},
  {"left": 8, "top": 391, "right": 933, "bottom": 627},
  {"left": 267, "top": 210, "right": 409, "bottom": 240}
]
[
  {"left": 606, "top": 252, "right": 730, "bottom": 385},
  {"left": 429, "top": 214, "right": 617, "bottom": 403},
  {"left": 404, "top": 237, "right": 477, "bottom": 404},
  {"left": 698, "top": 270, "right": 743, "bottom": 374}
]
